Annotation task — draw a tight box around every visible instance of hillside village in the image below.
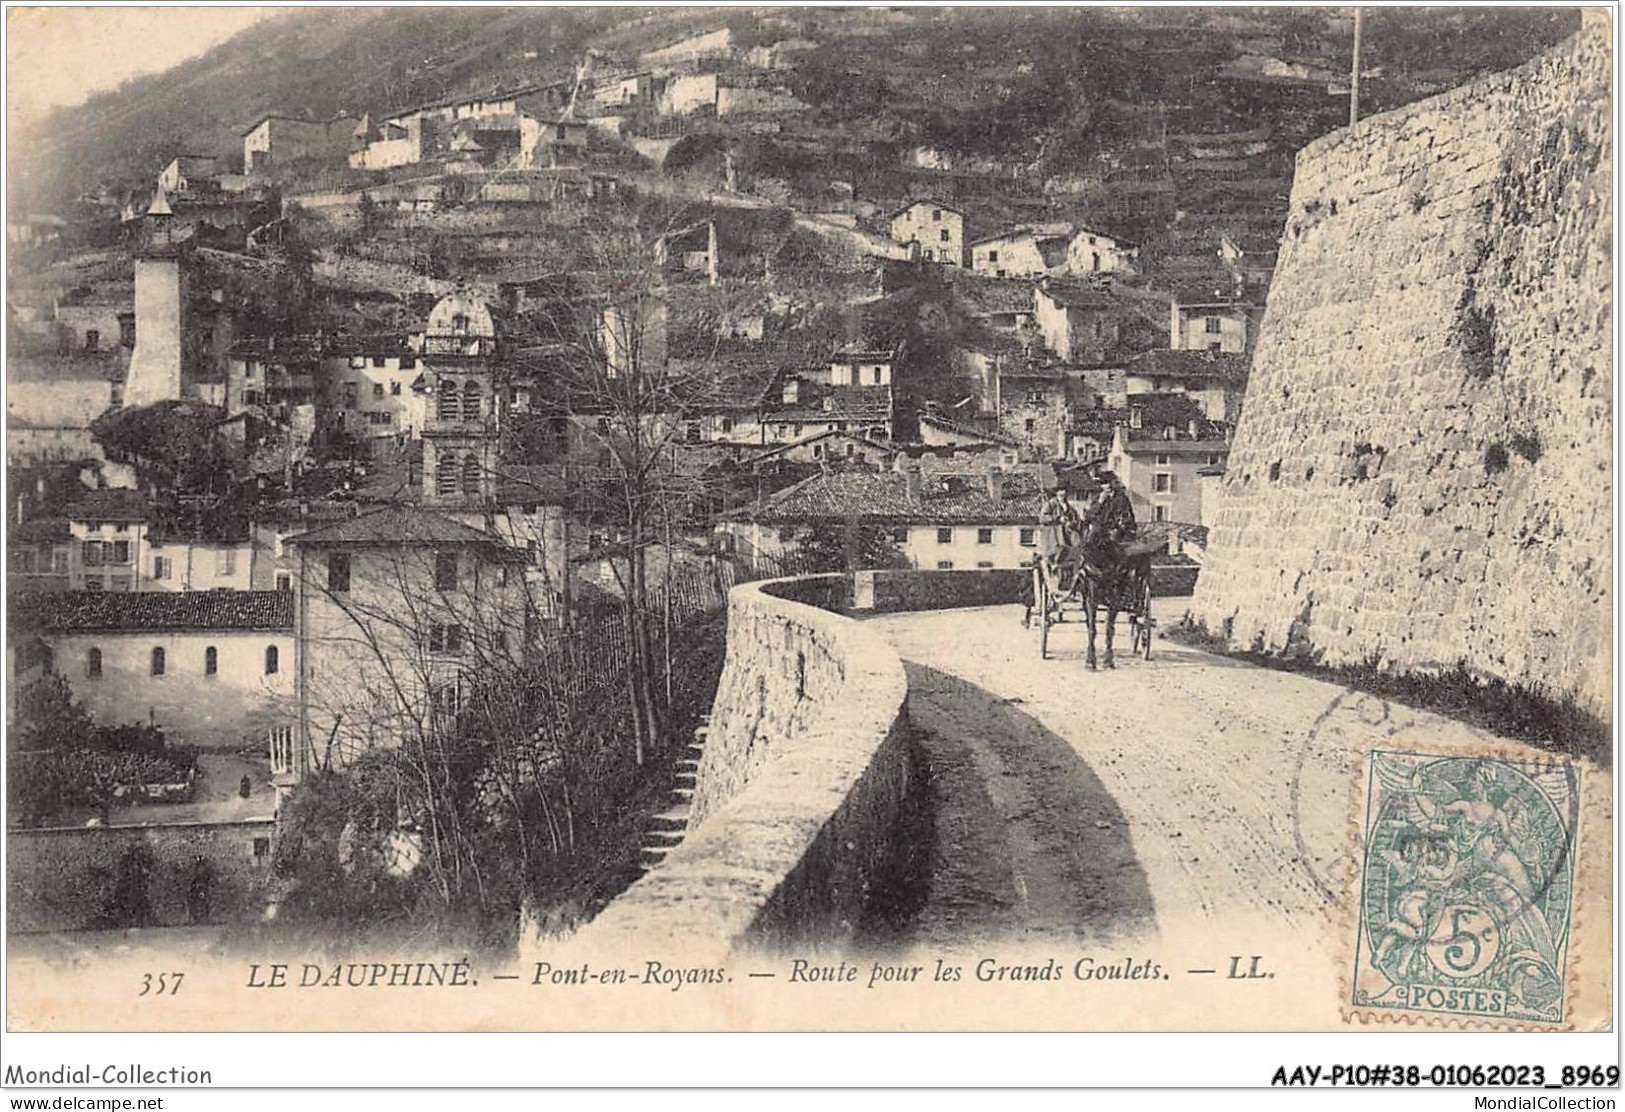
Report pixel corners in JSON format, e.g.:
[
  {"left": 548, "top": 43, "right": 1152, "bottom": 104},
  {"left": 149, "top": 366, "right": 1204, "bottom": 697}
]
[{"left": 5, "top": 7, "right": 1581, "bottom": 935}]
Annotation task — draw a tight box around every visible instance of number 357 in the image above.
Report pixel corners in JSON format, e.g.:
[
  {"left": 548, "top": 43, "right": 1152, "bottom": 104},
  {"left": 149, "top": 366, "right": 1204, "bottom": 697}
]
[{"left": 139, "top": 972, "right": 184, "bottom": 997}]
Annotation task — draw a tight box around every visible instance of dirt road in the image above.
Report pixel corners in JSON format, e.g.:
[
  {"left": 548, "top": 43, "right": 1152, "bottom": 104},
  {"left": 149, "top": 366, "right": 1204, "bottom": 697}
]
[{"left": 866, "top": 600, "right": 1594, "bottom": 953}]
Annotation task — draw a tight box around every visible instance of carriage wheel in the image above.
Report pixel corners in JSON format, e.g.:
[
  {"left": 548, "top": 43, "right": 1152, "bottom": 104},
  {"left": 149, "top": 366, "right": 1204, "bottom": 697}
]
[
  {"left": 1033, "top": 564, "right": 1051, "bottom": 660},
  {"left": 1140, "top": 577, "right": 1154, "bottom": 661}
]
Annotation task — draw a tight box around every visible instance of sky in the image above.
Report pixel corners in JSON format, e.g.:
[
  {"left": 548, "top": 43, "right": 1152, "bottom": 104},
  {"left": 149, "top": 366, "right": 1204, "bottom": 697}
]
[{"left": 7, "top": 6, "right": 283, "bottom": 128}]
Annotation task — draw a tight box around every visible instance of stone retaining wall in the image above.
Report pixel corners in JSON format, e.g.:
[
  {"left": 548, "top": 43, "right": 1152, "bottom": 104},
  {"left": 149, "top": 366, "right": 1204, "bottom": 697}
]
[
  {"left": 7, "top": 819, "right": 277, "bottom": 933},
  {"left": 577, "top": 575, "right": 909, "bottom": 953},
  {"left": 1190, "top": 22, "right": 1612, "bottom": 719}
]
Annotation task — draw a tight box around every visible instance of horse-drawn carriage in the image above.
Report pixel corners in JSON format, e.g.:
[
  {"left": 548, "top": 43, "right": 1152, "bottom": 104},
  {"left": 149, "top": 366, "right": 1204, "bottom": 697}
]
[{"left": 1025, "top": 512, "right": 1161, "bottom": 667}]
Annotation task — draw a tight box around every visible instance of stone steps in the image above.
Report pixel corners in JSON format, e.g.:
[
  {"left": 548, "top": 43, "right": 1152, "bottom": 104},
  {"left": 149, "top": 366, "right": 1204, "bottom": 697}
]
[{"left": 634, "top": 719, "right": 710, "bottom": 877}]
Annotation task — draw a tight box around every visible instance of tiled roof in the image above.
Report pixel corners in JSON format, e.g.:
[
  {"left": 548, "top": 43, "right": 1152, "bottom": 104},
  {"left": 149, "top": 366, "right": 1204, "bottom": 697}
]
[
  {"left": 748, "top": 467, "right": 1046, "bottom": 525},
  {"left": 496, "top": 464, "right": 568, "bottom": 506},
  {"left": 1127, "top": 392, "right": 1221, "bottom": 436},
  {"left": 918, "top": 412, "right": 1020, "bottom": 447},
  {"left": 65, "top": 489, "right": 150, "bottom": 524},
  {"left": 284, "top": 505, "right": 511, "bottom": 549},
  {"left": 1038, "top": 280, "right": 1119, "bottom": 311},
  {"left": 743, "top": 428, "right": 894, "bottom": 464},
  {"left": 1119, "top": 437, "right": 1231, "bottom": 456},
  {"left": 768, "top": 397, "right": 893, "bottom": 424},
  {"left": 1124, "top": 349, "right": 1249, "bottom": 383},
  {"left": 14, "top": 590, "right": 293, "bottom": 633}
]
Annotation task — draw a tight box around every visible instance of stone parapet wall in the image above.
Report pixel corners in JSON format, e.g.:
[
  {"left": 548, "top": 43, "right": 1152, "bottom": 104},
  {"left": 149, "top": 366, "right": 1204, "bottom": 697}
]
[
  {"left": 1190, "top": 23, "right": 1612, "bottom": 718},
  {"left": 7, "top": 819, "right": 277, "bottom": 933},
  {"left": 577, "top": 575, "right": 909, "bottom": 953}
]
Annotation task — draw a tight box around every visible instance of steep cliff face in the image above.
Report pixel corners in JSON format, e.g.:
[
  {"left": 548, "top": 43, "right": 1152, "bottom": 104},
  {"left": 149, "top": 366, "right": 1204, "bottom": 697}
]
[{"left": 1190, "top": 20, "right": 1612, "bottom": 719}]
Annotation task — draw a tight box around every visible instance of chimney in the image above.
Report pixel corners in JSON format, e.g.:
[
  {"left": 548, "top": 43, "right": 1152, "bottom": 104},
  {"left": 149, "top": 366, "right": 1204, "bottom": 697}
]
[
  {"left": 782, "top": 378, "right": 799, "bottom": 404},
  {"left": 1189, "top": 418, "right": 1201, "bottom": 439},
  {"left": 986, "top": 464, "right": 1003, "bottom": 502},
  {"left": 904, "top": 460, "right": 922, "bottom": 505}
]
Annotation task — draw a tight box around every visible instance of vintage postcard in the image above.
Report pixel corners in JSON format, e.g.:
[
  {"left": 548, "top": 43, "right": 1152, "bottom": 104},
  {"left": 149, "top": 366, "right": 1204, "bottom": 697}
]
[{"left": 2, "top": 3, "right": 1612, "bottom": 1049}]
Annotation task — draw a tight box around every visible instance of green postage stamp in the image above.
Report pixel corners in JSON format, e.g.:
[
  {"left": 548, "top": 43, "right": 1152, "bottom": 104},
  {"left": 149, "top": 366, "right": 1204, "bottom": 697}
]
[{"left": 1350, "top": 750, "right": 1581, "bottom": 1026}]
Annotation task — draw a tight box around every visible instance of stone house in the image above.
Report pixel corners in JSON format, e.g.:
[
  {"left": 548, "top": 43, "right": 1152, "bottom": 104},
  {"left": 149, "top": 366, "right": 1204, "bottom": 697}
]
[
  {"left": 66, "top": 489, "right": 151, "bottom": 593},
  {"left": 158, "top": 155, "right": 219, "bottom": 195},
  {"left": 241, "top": 115, "right": 356, "bottom": 175},
  {"left": 1107, "top": 422, "right": 1230, "bottom": 526},
  {"left": 996, "top": 366, "right": 1080, "bottom": 460},
  {"left": 1169, "top": 287, "right": 1258, "bottom": 353},
  {"left": 968, "top": 228, "right": 1071, "bottom": 279},
  {"left": 1122, "top": 348, "right": 1248, "bottom": 423},
  {"left": 13, "top": 589, "right": 296, "bottom": 748},
  {"left": 318, "top": 336, "right": 428, "bottom": 442},
  {"left": 283, "top": 505, "right": 529, "bottom": 773},
  {"left": 143, "top": 535, "right": 256, "bottom": 593},
  {"left": 722, "top": 461, "right": 1046, "bottom": 571},
  {"left": 888, "top": 200, "right": 965, "bottom": 267},
  {"left": 826, "top": 348, "right": 895, "bottom": 388},
  {"left": 1033, "top": 280, "right": 1124, "bottom": 363},
  {"left": 1065, "top": 226, "right": 1139, "bottom": 276}
]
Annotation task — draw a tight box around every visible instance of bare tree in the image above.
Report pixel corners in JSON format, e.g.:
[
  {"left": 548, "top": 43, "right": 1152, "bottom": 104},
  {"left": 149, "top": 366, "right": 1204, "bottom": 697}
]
[{"left": 503, "top": 204, "right": 773, "bottom": 766}]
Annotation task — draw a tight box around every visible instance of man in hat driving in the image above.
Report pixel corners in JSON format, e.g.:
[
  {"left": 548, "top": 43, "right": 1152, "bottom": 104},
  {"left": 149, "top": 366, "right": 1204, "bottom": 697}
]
[{"left": 1094, "top": 469, "right": 1137, "bottom": 548}]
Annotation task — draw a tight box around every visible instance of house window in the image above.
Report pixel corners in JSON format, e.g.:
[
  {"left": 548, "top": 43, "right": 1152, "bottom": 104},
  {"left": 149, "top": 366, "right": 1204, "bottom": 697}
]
[
  {"left": 150, "top": 647, "right": 166, "bottom": 676},
  {"left": 977, "top": 528, "right": 993, "bottom": 545},
  {"left": 372, "top": 382, "right": 385, "bottom": 397},
  {"left": 276, "top": 572, "right": 291, "bottom": 592},
  {"left": 1024, "top": 418, "right": 1036, "bottom": 433},
  {"left": 153, "top": 556, "right": 171, "bottom": 580},
  {"left": 205, "top": 646, "right": 218, "bottom": 676},
  {"left": 995, "top": 269, "right": 1006, "bottom": 278},
  {"left": 892, "top": 527, "right": 908, "bottom": 544},
  {"left": 120, "top": 318, "right": 136, "bottom": 347},
  {"left": 86, "top": 647, "right": 102, "bottom": 678},
  {"left": 372, "top": 356, "right": 386, "bottom": 368},
  {"left": 390, "top": 381, "right": 402, "bottom": 396},
  {"left": 931, "top": 210, "right": 941, "bottom": 221},
  {"left": 1204, "top": 316, "right": 1222, "bottom": 334},
  {"left": 1207, "top": 454, "right": 1221, "bottom": 467},
  {"left": 1154, "top": 473, "right": 1173, "bottom": 493},
  {"left": 350, "top": 356, "right": 366, "bottom": 369},
  {"left": 1019, "top": 527, "right": 1036, "bottom": 547},
  {"left": 438, "top": 379, "right": 459, "bottom": 420},
  {"left": 462, "top": 382, "right": 482, "bottom": 420},
  {"left": 435, "top": 552, "right": 459, "bottom": 591},
  {"left": 1091, "top": 251, "right": 1101, "bottom": 272},
  {"left": 264, "top": 645, "right": 279, "bottom": 675},
  {"left": 84, "top": 329, "right": 99, "bottom": 351},
  {"left": 976, "top": 560, "right": 994, "bottom": 569},
  {"left": 1156, "top": 454, "right": 1170, "bottom": 466},
  {"left": 1209, "top": 342, "right": 1223, "bottom": 352},
  {"left": 429, "top": 624, "right": 465, "bottom": 654},
  {"left": 1153, "top": 505, "right": 1168, "bottom": 522},
  {"left": 936, "top": 527, "right": 952, "bottom": 544},
  {"left": 110, "top": 540, "right": 130, "bottom": 565},
  {"left": 253, "top": 837, "right": 270, "bottom": 861},
  {"left": 327, "top": 552, "right": 350, "bottom": 592},
  {"left": 939, "top": 229, "right": 950, "bottom": 243},
  {"left": 988, "top": 250, "right": 999, "bottom": 263},
  {"left": 936, "top": 560, "right": 954, "bottom": 570},
  {"left": 216, "top": 548, "right": 237, "bottom": 575},
  {"left": 461, "top": 454, "right": 481, "bottom": 496}
]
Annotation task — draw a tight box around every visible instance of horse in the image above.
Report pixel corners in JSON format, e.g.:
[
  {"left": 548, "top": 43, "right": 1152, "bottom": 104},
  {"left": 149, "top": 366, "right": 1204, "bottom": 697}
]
[{"left": 1062, "top": 507, "right": 1154, "bottom": 671}]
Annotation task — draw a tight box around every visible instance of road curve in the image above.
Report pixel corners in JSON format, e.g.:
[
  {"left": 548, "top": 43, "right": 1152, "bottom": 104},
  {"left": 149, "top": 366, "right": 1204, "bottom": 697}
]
[{"left": 862, "top": 600, "right": 1582, "bottom": 953}]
